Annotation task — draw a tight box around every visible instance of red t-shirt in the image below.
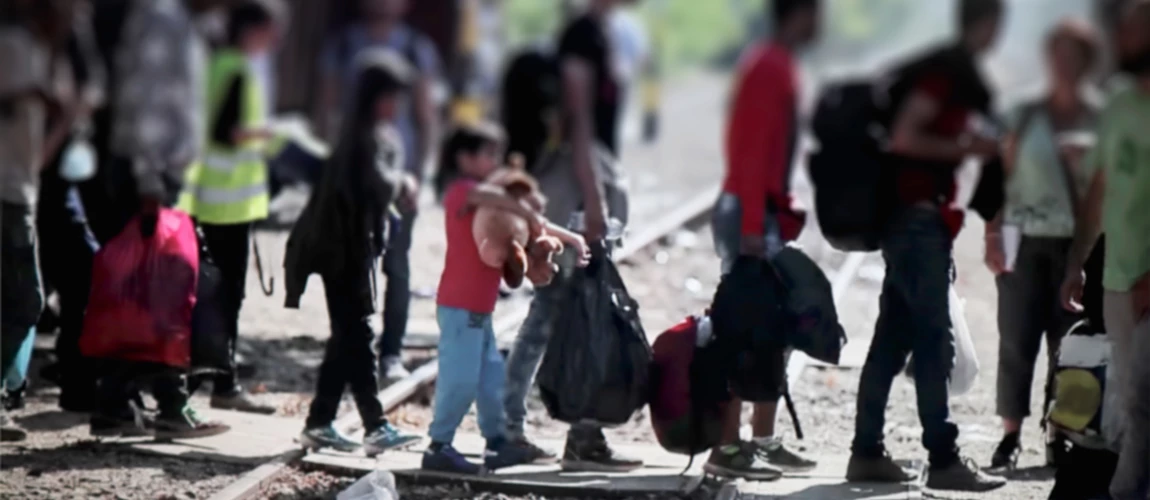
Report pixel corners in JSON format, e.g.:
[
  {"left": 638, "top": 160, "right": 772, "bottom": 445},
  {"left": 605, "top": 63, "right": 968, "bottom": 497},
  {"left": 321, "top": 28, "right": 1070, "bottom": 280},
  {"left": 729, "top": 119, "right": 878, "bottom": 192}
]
[
  {"left": 723, "top": 41, "right": 805, "bottom": 242},
  {"left": 436, "top": 180, "right": 502, "bottom": 314},
  {"left": 895, "top": 73, "right": 970, "bottom": 239}
]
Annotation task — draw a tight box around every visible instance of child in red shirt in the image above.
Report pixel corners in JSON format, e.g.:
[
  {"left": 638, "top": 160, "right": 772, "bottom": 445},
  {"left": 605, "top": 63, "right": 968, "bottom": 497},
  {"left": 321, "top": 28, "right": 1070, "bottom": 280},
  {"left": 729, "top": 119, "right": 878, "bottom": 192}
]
[{"left": 424, "top": 123, "right": 588, "bottom": 474}]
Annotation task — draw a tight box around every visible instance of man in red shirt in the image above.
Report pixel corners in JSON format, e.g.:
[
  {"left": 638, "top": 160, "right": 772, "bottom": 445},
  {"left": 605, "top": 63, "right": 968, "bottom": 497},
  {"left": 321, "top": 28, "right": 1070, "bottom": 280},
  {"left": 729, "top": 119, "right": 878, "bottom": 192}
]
[
  {"left": 706, "top": 0, "right": 819, "bottom": 481},
  {"left": 847, "top": 0, "right": 1006, "bottom": 492}
]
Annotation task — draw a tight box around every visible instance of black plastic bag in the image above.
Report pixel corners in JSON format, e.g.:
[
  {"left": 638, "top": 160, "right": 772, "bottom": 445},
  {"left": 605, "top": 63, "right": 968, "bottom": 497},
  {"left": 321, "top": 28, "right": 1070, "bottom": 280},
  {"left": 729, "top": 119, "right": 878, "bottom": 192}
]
[
  {"left": 189, "top": 233, "right": 231, "bottom": 376},
  {"left": 537, "top": 253, "right": 652, "bottom": 426},
  {"left": 772, "top": 247, "right": 847, "bottom": 365}
]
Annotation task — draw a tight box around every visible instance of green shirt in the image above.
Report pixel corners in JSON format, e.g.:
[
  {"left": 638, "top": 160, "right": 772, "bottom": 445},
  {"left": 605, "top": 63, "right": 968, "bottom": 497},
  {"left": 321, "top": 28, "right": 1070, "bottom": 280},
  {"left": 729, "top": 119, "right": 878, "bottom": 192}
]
[
  {"left": 1003, "top": 102, "right": 1097, "bottom": 237},
  {"left": 1086, "top": 85, "right": 1150, "bottom": 291}
]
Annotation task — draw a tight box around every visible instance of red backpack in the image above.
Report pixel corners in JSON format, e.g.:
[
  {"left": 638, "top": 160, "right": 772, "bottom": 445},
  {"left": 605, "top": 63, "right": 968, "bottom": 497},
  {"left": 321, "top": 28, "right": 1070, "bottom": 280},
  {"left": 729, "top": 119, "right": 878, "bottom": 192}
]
[{"left": 649, "top": 315, "right": 727, "bottom": 456}]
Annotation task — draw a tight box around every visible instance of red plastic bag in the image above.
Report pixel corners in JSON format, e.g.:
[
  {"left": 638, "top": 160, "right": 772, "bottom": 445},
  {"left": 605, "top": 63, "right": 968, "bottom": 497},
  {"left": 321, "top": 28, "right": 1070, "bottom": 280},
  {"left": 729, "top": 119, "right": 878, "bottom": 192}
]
[{"left": 80, "top": 209, "right": 199, "bottom": 368}]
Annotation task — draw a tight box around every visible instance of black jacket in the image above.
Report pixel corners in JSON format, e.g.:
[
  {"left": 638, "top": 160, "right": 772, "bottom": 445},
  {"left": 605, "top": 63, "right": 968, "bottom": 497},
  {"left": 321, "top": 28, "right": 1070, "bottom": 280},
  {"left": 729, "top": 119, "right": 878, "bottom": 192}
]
[{"left": 283, "top": 126, "right": 401, "bottom": 313}]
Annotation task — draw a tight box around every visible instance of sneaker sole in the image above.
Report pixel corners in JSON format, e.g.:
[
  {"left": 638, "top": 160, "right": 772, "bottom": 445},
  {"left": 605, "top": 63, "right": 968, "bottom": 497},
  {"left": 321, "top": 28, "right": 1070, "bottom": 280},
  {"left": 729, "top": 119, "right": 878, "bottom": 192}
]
[
  {"left": 770, "top": 462, "right": 819, "bottom": 474},
  {"left": 703, "top": 463, "right": 783, "bottom": 481},
  {"left": 299, "top": 435, "right": 362, "bottom": 453},
  {"left": 364, "top": 435, "right": 422, "bottom": 457},
  {"left": 209, "top": 402, "right": 277, "bottom": 415},
  {"left": 154, "top": 425, "right": 230, "bottom": 441},
  {"left": 560, "top": 459, "right": 644, "bottom": 474}
]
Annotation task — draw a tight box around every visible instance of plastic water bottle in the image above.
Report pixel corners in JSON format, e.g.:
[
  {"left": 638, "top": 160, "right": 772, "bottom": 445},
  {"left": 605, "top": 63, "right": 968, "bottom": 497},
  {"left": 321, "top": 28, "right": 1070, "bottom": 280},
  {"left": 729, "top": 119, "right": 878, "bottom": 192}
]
[
  {"left": 59, "top": 140, "right": 97, "bottom": 182},
  {"left": 567, "top": 211, "right": 626, "bottom": 241}
]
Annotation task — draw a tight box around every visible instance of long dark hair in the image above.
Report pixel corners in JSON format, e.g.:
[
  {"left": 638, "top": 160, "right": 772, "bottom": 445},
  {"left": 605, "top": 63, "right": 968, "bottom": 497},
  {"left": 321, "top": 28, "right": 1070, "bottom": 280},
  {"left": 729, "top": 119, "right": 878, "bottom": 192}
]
[{"left": 432, "top": 121, "right": 504, "bottom": 202}]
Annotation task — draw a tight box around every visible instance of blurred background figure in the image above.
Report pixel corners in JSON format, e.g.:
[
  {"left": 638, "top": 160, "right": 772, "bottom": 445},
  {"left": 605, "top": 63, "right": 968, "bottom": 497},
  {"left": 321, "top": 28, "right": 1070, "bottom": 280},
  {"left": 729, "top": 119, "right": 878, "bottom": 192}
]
[
  {"left": 0, "top": 0, "right": 76, "bottom": 443},
  {"left": 985, "top": 18, "right": 1101, "bottom": 472},
  {"left": 316, "top": 0, "right": 442, "bottom": 384},
  {"left": 177, "top": 0, "right": 284, "bottom": 415}
]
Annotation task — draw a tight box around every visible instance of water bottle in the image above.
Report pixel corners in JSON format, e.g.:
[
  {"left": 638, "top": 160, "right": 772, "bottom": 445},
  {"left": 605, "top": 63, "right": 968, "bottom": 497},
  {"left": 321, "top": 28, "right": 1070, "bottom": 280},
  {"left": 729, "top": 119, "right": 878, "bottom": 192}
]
[
  {"left": 567, "top": 211, "right": 626, "bottom": 241},
  {"left": 59, "top": 139, "right": 97, "bottom": 182}
]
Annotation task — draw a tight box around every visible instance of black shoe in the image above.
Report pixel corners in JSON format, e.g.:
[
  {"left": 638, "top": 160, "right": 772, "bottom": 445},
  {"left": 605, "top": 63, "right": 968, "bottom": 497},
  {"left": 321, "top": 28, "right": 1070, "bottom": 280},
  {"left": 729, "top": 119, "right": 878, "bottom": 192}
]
[
  {"left": 561, "top": 431, "right": 643, "bottom": 473},
  {"left": 846, "top": 452, "right": 919, "bottom": 483},
  {"left": 90, "top": 410, "right": 153, "bottom": 438},
  {"left": 508, "top": 436, "right": 559, "bottom": 465},
  {"left": 989, "top": 432, "right": 1020, "bottom": 471},
  {"left": 2, "top": 382, "right": 26, "bottom": 411},
  {"left": 926, "top": 457, "right": 1007, "bottom": 492},
  {"left": 59, "top": 388, "right": 98, "bottom": 413}
]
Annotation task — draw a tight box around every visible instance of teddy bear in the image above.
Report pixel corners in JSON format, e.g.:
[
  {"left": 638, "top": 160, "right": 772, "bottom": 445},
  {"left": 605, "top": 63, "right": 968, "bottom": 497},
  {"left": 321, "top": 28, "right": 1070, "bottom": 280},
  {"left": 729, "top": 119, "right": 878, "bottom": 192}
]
[{"left": 471, "top": 155, "right": 563, "bottom": 288}]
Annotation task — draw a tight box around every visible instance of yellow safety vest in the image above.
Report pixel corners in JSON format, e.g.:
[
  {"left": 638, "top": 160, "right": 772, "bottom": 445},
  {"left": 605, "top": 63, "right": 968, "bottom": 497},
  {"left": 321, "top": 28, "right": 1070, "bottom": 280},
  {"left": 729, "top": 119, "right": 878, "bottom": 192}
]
[{"left": 177, "top": 49, "right": 270, "bottom": 225}]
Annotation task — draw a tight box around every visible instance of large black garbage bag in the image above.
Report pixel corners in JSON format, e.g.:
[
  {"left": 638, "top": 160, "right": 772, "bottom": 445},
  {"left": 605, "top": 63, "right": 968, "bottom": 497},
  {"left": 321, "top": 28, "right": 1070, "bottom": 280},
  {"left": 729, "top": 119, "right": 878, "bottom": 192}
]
[
  {"left": 537, "top": 254, "right": 652, "bottom": 426},
  {"left": 189, "top": 232, "right": 232, "bottom": 376}
]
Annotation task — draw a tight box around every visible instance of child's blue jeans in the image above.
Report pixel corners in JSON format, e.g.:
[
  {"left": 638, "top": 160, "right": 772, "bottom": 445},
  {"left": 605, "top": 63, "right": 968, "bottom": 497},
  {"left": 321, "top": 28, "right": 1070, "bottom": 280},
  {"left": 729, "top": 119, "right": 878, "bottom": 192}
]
[{"left": 429, "top": 306, "right": 506, "bottom": 444}]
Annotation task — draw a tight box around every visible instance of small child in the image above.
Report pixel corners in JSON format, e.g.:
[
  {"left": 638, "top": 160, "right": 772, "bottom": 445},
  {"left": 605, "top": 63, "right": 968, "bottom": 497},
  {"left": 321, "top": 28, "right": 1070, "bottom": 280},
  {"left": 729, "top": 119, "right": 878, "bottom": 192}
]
[
  {"left": 284, "top": 48, "right": 420, "bottom": 456},
  {"left": 423, "top": 124, "right": 588, "bottom": 474}
]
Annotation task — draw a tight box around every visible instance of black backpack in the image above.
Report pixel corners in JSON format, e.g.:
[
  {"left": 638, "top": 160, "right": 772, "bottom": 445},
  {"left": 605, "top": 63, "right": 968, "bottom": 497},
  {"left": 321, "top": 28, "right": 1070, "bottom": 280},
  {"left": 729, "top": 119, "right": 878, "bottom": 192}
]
[
  {"left": 499, "top": 46, "right": 560, "bottom": 171},
  {"left": 810, "top": 45, "right": 993, "bottom": 253},
  {"left": 808, "top": 78, "right": 898, "bottom": 252}
]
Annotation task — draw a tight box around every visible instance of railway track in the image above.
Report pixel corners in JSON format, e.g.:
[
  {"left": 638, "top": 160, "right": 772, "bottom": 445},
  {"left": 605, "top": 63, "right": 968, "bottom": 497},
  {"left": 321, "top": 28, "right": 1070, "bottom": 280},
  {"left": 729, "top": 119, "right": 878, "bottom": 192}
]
[{"left": 208, "top": 181, "right": 868, "bottom": 500}]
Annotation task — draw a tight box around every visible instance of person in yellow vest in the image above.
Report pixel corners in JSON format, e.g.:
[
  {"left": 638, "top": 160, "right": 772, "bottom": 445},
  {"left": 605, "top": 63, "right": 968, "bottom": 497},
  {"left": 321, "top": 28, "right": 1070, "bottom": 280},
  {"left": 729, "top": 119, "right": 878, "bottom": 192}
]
[{"left": 177, "top": 0, "right": 282, "bottom": 415}]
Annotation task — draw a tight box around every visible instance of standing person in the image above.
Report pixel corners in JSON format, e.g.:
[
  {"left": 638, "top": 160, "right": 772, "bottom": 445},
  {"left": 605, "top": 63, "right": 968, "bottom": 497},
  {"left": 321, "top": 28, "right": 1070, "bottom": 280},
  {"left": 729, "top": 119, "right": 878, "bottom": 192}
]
[
  {"left": 501, "top": 0, "right": 638, "bottom": 472},
  {"left": 176, "top": 0, "right": 281, "bottom": 415},
  {"left": 985, "top": 19, "right": 1101, "bottom": 471},
  {"left": 84, "top": 0, "right": 230, "bottom": 440},
  {"left": 317, "top": 0, "right": 441, "bottom": 384},
  {"left": 421, "top": 124, "right": 591, "bottom": 474},
  {"left": 846, "top": 0, "right": 1007, "bottom": 492},
  {"left": 1061, "top": 3, "right": 1150, "bottom": 498},
  {"left": 285, "top": 49, "right": 420, "bottom": 456},
  {"left": 0, "top": 0, "right": 74, "bottom": 443},
  {"left": 36, "top": 0, "right": 106, "bottom": 414},
  {"left": 704, "top": 0, "right": 820, "bottom": 480}
]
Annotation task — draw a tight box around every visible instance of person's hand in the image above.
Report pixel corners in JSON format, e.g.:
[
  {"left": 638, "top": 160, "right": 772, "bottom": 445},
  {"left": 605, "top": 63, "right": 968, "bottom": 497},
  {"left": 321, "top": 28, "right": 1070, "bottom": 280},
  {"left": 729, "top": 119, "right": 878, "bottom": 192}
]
[
  {"left": 583, "top": 208, "right": 607, "bottom": 244},
  {"left": 739, "top": 234, "right": 766, "bottom": 258},
  {"left": 984, "top": 233, "right": 1007, "bottom": 275},
  {"left": 1133, "top": 271, "right": 1150, "bottom": 321},
  {"left": 1061, "top": 267, "right": 1086, "bottom": 313},
  {"left": 569, "top": 234, "right": 591, "bottom": 267},
  {"left": 398, "top": 173, "right": 419, "bottom": 214}
]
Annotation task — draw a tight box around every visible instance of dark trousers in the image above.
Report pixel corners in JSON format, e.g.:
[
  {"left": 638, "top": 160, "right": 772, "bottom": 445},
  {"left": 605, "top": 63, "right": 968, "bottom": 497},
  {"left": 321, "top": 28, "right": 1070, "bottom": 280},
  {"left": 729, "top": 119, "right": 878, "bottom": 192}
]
[
  {"left": 193, "top": 222, "right": 251, "bottom": 396},
  {"left": 853, "top": 207, "right": 960, "bottom": 467},
  {"left": 98, "top": 361, "right": 188, "bottom": 419},
  {"left": 995, "top": 236, "right": 1080, "bottom": 421},
  {"left": 378, "top": 211, "right": 414, "bottom": 359},
  {"left": 37, "top": 170, "right": 100, "bottom": 396},
  {"left": 306, "top": 271, "right": 386, "bottom": 430},
  {"left": 1, "top": 202, "right": 43, "bottom": 388}
]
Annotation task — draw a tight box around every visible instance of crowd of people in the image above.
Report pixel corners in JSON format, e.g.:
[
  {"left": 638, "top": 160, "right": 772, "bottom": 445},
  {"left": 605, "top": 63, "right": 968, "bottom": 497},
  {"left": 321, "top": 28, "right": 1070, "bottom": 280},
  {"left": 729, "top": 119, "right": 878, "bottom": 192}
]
[{"left": 0, "top": 0, "right": 1147, "bottom": 498}]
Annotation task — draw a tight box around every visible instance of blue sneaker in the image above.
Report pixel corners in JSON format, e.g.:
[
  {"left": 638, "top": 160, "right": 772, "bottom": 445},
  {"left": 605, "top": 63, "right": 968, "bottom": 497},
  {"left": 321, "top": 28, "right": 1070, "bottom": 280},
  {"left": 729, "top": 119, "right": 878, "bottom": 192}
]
[
  {"left": 363, "top": 422, "right": 420, "bottom": 457},
  {"left": 299, "top": 425, "right": 361, "bottom": 453},
  {"left": 484, "top": 437, "right": 534, "bottom": 471},
  {"left": 422, "top": 444, "right": 481, "bottom": 475}
]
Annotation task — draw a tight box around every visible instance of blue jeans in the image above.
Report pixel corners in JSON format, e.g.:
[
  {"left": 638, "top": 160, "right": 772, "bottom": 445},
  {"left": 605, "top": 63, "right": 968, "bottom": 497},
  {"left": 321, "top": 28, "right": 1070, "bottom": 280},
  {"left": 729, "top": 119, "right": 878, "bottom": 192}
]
[
  {"left": 429, "top": 306, "right": 506, "bottom": 444},
  {"left": 379, "top": 211, "right": 414, "bottom": 359},
  {"left": 852, "top": 207, "right": 960, "bottom": 467}
]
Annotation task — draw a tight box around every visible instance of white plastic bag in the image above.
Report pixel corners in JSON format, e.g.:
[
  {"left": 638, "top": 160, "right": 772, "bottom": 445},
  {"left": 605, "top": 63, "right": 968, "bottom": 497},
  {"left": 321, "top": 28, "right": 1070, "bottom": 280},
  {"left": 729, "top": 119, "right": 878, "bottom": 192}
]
[
  {"left": 948, "top": 286, "right": 980, "bottom": 396},
  {"left": 336, "top": 471, "right": 398, "bottom": 500},
  {"left": 903, "top": 286, "right": 980, "bottom": 396}
]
